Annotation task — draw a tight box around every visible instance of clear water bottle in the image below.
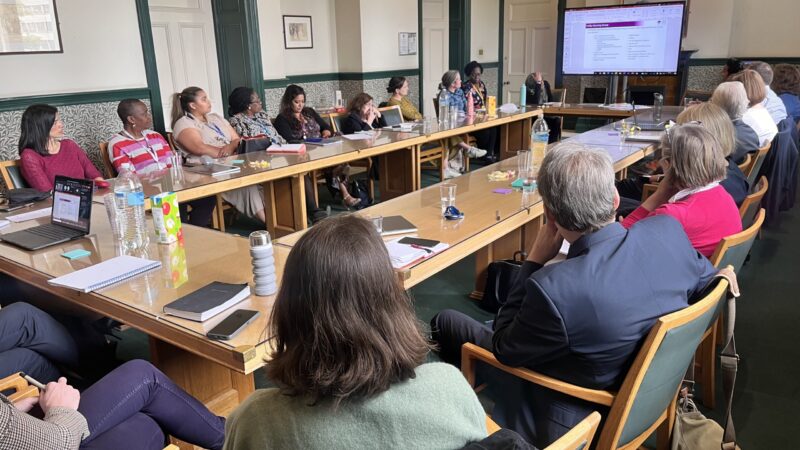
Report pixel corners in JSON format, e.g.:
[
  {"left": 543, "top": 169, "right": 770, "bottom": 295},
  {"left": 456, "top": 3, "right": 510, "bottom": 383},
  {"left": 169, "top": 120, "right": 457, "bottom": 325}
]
[
  {"left": 114, "top": 163, "right": 148, "bottom": 251},
  {"left": 438, "top": 89, "right": 450, "bottom": 126},
  {"left": 530, "top": 116, "right": 550, "bottom": 167}
]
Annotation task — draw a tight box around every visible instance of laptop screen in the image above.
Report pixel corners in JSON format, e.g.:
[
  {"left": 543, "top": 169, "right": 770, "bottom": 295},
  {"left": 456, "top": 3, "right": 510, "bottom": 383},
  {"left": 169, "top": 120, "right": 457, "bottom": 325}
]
[{"left": 51, "top": 176, "right": 93, "bottom": 233}]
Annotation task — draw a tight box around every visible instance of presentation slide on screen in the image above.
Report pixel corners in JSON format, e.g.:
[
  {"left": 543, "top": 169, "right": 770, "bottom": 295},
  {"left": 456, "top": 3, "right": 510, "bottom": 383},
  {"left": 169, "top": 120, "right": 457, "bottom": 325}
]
[
  {"left": 53, "top": 191, "right": 81, "bottom": 224},
  {"left": 562, "top": 3, "right": 684, "bottom": 75}
]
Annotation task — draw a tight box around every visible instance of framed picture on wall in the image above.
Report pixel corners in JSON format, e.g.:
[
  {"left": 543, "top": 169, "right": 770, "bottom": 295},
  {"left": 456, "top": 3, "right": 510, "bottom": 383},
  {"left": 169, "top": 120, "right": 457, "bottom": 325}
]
[
  {"left": 283, "top": 15, "right": 313, "bottom": 49},
  {"left": 0, "top": 0, "right": 63, "bottom": 55}
]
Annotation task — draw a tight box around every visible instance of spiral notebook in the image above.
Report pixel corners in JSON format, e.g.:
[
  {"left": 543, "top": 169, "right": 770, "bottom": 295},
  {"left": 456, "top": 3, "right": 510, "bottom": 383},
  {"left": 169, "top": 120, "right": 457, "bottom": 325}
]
[{"left": 47, "top": 255, "right": 162, "bottom": 293}]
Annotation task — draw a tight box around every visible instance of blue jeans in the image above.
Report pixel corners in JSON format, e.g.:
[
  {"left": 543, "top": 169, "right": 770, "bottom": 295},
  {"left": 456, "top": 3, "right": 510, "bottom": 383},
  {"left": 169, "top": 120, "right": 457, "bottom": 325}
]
[
  {"left": 78, "top": 360, "right": 225, "bottom": 450},
  {"left": 0, "top": 302, "right": 80, "bottom": 383}
]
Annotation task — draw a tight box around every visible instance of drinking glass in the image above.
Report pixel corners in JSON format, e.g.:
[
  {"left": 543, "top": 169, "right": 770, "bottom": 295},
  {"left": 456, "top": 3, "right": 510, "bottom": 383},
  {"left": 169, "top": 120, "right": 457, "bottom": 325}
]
[
  {"left": 439, "top": 183, "right": 457, "bottom": 216},
  {"left": 521, "top": 168, "right": 536, "bottom": 193},
  {"left": 517, "top": 149, "right": 532, "bottom": 180}
]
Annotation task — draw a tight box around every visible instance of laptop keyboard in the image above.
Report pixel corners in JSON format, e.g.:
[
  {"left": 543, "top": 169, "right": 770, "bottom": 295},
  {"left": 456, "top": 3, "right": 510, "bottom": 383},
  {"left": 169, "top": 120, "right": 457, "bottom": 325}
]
[{"left": 25, "top": 223, "right": 83, "bottom": 240}]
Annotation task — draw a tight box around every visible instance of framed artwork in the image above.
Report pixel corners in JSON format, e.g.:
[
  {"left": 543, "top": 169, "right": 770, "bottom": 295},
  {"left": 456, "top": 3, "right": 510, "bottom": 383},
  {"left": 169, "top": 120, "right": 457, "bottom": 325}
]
[
  {"left": 0, "top": 0, "right": 63, "bottom": 55},
  {"left": 283, "top": 15, "right": 313, "bottom": 49},
  {"left": 398, "top": 32, "right": 417, "bottom": 56}
]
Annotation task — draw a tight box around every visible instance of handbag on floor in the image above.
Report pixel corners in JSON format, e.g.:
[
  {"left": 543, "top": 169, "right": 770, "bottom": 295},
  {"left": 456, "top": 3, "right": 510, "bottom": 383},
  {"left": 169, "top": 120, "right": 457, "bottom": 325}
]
[
  {"left": 672, "top": 277, "right": 740, "bottom": 450},
  {"left": 479, "top": 251, "right": 526, "bottom": 313}
]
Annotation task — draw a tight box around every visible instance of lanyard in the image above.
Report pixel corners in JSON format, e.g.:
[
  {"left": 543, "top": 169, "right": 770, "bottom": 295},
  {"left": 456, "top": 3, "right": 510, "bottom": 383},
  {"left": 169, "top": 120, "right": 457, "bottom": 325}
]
[
  {"left": 120, "top": 130, "right": 162, "bottom": 169},
  {"left": 188, "top": 113, "right": 229, "bottom": 142}
]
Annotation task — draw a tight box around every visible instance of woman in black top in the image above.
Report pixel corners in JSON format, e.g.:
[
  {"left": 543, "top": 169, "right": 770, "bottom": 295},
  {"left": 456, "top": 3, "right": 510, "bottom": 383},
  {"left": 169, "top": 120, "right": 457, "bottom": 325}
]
[
  {"left": 341, "top": 93, "right": 387, "bottom": 134},
  {"left": 273, "top": 85, "right": 333, "bottom": 143},
  {"left": 462, "top": 61, "right": 498, "bottom": 160}
]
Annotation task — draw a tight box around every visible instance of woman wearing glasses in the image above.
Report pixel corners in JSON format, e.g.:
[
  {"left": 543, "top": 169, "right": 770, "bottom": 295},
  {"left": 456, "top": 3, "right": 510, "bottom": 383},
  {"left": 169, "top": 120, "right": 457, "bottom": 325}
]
[{"left": 621, "top": 124, "right": 742, "bottom": 258}]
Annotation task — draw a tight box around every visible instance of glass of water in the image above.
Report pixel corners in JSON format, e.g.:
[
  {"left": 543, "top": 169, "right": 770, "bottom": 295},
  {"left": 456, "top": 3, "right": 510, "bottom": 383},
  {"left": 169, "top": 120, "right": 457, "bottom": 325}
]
[
  {"left": 440, "top": 183, "right": 457, "bottom": 216},
  {"left": 367, "top": 215, "right": 383, "bottom": 234},
  {"left": 521, "top": 168, "right": 536, "bottom": 192},
  {"left": 517, "top": 149, "right": 531, "bottom": 181}
]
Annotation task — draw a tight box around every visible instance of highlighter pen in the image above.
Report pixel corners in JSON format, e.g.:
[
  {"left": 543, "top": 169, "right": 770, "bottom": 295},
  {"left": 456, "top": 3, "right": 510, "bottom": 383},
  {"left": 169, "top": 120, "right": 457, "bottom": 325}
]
[{"left": 19, "top": 372, "right": 46, "bottom": 391}]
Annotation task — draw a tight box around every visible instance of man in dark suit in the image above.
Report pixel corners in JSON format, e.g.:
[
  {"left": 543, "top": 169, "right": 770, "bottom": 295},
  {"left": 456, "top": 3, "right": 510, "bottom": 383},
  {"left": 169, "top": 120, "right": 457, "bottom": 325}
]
[{"left": 431, "top": 143, "right": 717, "bottom": 447}]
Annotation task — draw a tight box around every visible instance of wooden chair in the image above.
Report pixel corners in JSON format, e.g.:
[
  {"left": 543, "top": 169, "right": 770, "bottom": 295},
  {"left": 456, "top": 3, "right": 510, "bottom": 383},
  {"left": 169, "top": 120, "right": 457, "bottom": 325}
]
[
  {"left": 742, "top": 141, "right": 771, "bottom": 186},
  {"left": 98, "top": 141, "right": 115, "bottom": 179},
  {"left": 462, "top": 277, "right": 730, "bottom": 450},
  {"left": 546, "top": 411, "right": 602, "bottom": 450},
  {"left": 0, "top": 372, "right": 40, "bottom": 403},
  {"left": 739, "top": 176, "right": 768, "bottom": 229},
  {"left": 681, "top": 90, "right": 713, "bottom": 103},
  {"left": 550, "top": 88, "right": 567, "bottom": 105},
  {"left": 483, "top": 412, "right": 601, "bottom": 450},
  {"left": 692, "top": 208, "right": 765, "bottom": 409},
  {"left": 432, "top": 96, "right": 473, "bottom": 172},
  {"left": 0, "top": 159, "right": 29, "bottom": 189},
  {"left": 736, "top": 153, "right": 751, "bottom": 174},
  {"left": 378, "top": 104, "right": 403, "bottom": 126}
]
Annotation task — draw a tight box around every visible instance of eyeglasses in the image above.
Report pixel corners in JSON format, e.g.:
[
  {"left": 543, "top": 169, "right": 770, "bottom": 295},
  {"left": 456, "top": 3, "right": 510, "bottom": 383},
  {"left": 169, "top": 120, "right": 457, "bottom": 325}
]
[{"left": 250, "top": 99, "right": 262, "bottom": 105}]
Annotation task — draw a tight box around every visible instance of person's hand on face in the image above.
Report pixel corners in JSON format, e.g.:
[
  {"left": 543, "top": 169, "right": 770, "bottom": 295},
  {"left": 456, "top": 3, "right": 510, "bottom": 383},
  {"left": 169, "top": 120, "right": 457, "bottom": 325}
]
[
  {"left": 527, "top": 217, "right": 563, "bottom": 265},
  {"left": 534, "top": 72, "right": 543, "bottom": 83}
]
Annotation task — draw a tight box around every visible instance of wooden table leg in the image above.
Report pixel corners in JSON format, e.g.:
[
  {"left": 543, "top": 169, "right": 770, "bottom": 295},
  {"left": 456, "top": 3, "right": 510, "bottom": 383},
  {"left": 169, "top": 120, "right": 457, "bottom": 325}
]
[
  {"left": 149, "top": 338, "right": 255, "bottom": 450},
  {"left": 379, "top": 147, "right": 417, "bottom": 201},
  {"left": 471, "top": 216, "right": 544, "bottom": 300},
  {"left": 262, "top": 176, "right": 308, "bottom": 238}
]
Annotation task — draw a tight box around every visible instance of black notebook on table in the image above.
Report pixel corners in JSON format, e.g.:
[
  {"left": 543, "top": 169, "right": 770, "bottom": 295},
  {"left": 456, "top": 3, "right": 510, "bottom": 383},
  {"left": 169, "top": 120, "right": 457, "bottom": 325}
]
[{"left": 163, "top": 282, "right": 251, "bottom": 322}]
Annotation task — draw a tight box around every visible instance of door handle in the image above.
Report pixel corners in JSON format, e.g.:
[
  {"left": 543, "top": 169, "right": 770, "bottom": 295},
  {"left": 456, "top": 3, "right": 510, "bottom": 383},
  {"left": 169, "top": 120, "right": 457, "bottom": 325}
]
[{"left": 503, "top": 81, "right": 510, "bottom": 85}]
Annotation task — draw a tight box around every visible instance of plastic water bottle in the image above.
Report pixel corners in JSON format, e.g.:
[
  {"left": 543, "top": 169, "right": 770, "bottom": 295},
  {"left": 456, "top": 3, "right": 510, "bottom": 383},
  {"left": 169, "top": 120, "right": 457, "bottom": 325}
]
[
  {"left": 438, "top": 89, "right": 450, "bottom": 126},
  {"left": 520, "top": 84, "right": 527, "bottom": 107},
  {"left": 114, "top": 163, "right": 148, "bottom": 251},
  {"left": 530, "top": 116, "right": 550, "bottom": 167},
  {"left": 250, "top": 230, "right": 277, "bottom": 296}
]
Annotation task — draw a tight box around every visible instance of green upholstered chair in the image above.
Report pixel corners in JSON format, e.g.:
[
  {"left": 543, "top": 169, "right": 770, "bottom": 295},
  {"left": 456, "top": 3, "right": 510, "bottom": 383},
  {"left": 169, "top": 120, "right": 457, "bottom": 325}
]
[
  {"left": 739, "top": 176, "right": 768, "bottom": 229},
  {"left": 462, "top": 278, "right": 730, "bottom": 449},
  {"left": 0, "top": 160, "right": 30, "bottom": 189}
]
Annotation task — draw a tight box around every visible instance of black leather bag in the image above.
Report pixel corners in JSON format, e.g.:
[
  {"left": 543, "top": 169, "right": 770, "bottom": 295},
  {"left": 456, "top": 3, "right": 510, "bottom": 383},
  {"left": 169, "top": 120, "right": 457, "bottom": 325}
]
[
  {"left": 479, "top": 251, "right": 526, "bottom": 313},
  {"left": 7, "top": 188, "right": 51, "bottom": 204}
]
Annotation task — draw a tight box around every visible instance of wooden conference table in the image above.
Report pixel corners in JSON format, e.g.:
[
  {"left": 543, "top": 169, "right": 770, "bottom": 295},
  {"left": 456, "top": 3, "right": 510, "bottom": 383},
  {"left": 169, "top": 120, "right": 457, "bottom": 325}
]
[
  {"left": 96, "top": 106, "right": 543, "bottom": 237},
  {"left": 0, "top": 116, "right": 659, "bottom": 448}
]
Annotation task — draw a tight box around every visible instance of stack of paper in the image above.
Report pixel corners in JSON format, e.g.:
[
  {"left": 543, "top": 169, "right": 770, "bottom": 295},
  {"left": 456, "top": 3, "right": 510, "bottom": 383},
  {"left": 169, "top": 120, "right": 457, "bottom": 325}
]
[
  {"left": 267, "top": 143, "right": 306, "bottom": 154},
  {"left": 385, "top": 238, "right": 449, "bottom": 269}
]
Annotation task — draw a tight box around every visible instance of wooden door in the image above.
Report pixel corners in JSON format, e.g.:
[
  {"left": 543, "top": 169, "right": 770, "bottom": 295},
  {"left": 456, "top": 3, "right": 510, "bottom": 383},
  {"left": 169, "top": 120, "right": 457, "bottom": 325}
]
[
  {"left": 149, "top": 0, "right": 224, "bottom": 130},
  {"left": 422, "top": 0, "right": 449, "bottom": 116},
  {"left": 502, "top": 0, "right": 557, "bottom": 103}
]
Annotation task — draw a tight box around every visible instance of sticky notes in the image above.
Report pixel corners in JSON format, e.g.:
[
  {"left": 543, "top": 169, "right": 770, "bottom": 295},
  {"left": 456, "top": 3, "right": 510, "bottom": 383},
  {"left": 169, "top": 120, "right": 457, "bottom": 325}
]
[{"left": 62, "top": 249, "right": 91, "bottom": 259}]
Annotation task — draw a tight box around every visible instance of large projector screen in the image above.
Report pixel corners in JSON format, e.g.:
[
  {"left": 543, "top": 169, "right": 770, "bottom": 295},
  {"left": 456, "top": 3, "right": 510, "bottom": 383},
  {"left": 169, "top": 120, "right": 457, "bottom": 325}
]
[{"left": 562, "top": 2, "right": 686, "bottom": 76}]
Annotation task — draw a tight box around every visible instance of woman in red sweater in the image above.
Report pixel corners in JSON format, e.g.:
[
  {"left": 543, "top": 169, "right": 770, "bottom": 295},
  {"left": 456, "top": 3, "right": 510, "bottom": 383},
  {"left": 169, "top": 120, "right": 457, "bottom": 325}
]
[
  {"left": 621, "top": 124, "right": 742, "bottom": 258},
  {"left": 18, "top": 104, "right": 104, "bottom": 192}
]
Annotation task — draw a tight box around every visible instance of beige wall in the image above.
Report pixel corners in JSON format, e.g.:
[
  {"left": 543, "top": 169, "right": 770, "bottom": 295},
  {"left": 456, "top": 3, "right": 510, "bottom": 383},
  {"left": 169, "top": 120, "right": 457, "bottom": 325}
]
[
  {"left": 729, "top": 0, "right": 798, "bottom": 57},
  {"left": 682, "top": 0, "right": 734, "bottom": 58},
  {"left": 0, "top": 0, "right": 146, "bottom": 97},
  {"left": 470, "top": 0, "right": 500, "bottom": 62},
  {"left": 359, "top": 1, "right": 418, "bottom": 72},
  {"left": 335, "top": 0, "right": 363, "bottom": 72}
]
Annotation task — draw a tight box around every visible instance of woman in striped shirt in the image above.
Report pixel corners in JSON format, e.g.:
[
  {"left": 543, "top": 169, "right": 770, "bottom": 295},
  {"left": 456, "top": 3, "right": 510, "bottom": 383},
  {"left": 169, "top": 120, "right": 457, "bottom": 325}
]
[{"left": 107, "top": 99, "right": 215, "bottom": 227}]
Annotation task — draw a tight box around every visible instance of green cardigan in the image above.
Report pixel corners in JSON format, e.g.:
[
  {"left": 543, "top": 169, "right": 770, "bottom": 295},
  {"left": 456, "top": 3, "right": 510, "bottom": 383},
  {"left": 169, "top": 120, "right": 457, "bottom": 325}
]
[{"left": 223, "top": 362, "right": 487, "bottom": 449}]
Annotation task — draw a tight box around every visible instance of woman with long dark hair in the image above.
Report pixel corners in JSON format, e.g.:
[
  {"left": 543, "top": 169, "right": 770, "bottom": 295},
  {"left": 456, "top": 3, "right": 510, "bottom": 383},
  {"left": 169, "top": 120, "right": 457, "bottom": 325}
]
[
  {"left": 273, "top": 85, "right": 362, "bottom": 208},
  {"left": 171, "top": 86, "right": 266, "bottom": 224},
  {"left": 18, "top": 104, "right": 104, "bottom": 192},
  {"left": 272, "top": 84, "right": 333, "bottom": 143},
  {"left": 223, "top": 215, "right": 487, "bottom": 449}
]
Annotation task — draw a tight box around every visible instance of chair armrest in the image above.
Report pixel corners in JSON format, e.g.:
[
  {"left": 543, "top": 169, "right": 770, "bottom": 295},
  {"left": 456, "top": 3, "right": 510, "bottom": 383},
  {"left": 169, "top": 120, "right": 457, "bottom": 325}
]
[
  {"left": 0, "top": 373, "right": 39, "bottom": 402},
  {"left": 486, "top": 415, "right": 501, "bottom": 435},
  {"left": 461, "top": 343, "right": 616, "bottom": 407}
]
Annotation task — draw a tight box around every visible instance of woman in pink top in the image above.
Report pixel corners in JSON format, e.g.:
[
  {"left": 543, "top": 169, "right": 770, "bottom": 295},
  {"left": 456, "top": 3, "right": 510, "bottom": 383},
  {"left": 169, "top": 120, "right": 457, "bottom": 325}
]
[
  {"left": 18, "top": 104, "right": 103, "bottom": 192},
  {"left": 621, "top": 124, "right": 742, "bottom": 258}
]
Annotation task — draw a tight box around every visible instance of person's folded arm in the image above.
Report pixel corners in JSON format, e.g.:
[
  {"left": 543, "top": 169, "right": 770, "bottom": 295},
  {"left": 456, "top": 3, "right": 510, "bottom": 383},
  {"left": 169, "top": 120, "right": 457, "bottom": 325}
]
[
  {"left": 492, "top": 275, "right": 569, "bottom": 368},
  {"left": 0, "top": 400, "right": 89, "bottom": 450}
]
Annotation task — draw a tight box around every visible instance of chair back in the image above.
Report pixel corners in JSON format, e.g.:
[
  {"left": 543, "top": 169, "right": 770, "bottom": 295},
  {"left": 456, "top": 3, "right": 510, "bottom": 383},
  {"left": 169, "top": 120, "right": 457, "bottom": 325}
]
[
  {"left": 545, "top": 411, "right": 602, "bottom": 450},
  {"left": 710, "top": 208, "right": 765, "bottom": 273},
  {"left": 0, "top": 160, "right": 29, "bottom": 189},
  {"left": 379, "top": 105, "right": 404, "bottom": 126},
  {"left": 582, "top": 87, "right": 607, "bottom": 104},
  {"left": 681, "top": 90, "right": 713, "bottom": 103},
  {"left": 166, "top": 132, "right": 177, "bottom": 151},
  {"left": 327, "top": 112, "right": 347, "bottom": 134},
  {"left": 0, "top": 373, "right": 39, "bottom": 402},
  {"left": 601, "top": 278, "right": 729, "bottom": 448},
  {"left": 745, "top": 141, "right": 771, "bottom": 186},
  {"left": 736, "top": 153, "right": 751, "bottom": 173},
  {"left": 550, "top": 88, "right": 567, "bottom": 105},
  {"left": 98, "top": 141, "right": 115, "bottom": 178},
  {"left": 739, "top": 176, "right": 768, "bottom": 228}
]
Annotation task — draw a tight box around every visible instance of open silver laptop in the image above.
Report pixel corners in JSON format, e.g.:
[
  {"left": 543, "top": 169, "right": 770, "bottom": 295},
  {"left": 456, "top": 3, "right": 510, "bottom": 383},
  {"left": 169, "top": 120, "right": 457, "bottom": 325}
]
[{"left": 1, "top": 176, "right": 93, "bottom": 250}]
